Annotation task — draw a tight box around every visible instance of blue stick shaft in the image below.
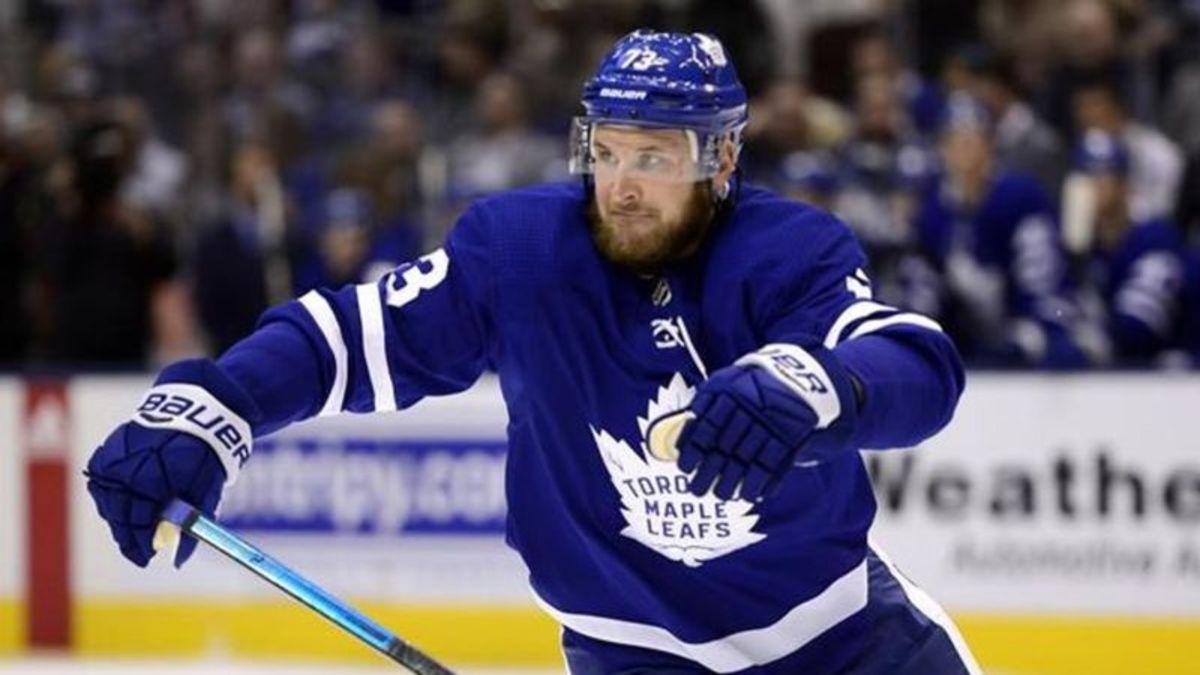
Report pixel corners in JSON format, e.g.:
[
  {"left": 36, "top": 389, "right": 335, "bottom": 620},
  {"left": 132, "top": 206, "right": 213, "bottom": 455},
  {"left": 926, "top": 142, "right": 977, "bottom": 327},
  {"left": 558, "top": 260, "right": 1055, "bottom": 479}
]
[{"left": 163, "top": 499, "right": 454, "bottom": 675}]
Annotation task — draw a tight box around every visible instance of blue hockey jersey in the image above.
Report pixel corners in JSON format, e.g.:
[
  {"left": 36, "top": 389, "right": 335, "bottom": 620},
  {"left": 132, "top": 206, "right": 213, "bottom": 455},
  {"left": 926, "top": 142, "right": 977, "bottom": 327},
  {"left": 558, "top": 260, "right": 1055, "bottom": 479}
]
[
  {"left": 216, "top": 180, "right": 963, "bottom": 672},
  {"left": 908, "top": 169, "right": 1091, "bottom": 367},
  {"left": 1087, "top": 218, "right": 1200, "bottom": 365}
]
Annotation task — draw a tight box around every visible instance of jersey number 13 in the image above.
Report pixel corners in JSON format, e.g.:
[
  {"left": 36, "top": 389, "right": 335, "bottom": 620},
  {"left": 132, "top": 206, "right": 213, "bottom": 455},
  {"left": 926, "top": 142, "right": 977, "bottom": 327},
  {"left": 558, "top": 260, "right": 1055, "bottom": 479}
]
[{"left": 385, "top": 249, "right": 450, "bottom": 309}]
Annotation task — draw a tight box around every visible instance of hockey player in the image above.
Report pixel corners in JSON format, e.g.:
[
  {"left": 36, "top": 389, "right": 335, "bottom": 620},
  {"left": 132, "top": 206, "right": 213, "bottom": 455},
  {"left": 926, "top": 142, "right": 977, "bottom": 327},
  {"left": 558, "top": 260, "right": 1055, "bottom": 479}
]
[
  {"left": 1070, "top": 130, "right": 1200, "bottom": 367},
  {"left": 906, "top": 94, "right": 1099, "bottom": 368},
  {"left": 84, "top": 31, "right": 980, "bottom": 674}
]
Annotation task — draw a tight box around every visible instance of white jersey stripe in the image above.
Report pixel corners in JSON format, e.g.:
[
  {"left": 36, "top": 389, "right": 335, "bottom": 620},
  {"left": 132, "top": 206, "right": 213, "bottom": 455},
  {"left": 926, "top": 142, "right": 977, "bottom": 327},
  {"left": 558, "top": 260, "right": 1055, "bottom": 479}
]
[
  {"left": 672, "top": 315, "right": 710, "bottom": 379},
  {"left": 356, "top": 283, "right": 397, "bottom": 412},
  {"left": 533, "top": 559, "right": 868, "bottom": 673},
  {"left": 824, "top": 301, "right": 896, "bottom": 348},
  {"left": 299, "top": 291, "right": 349, "bottom": 416},
  {"left": 847, "top": 313, "right": 943, "bottom": 342},
  {"left": 869, "top": 541, "right": 984, "bottom": 674}
]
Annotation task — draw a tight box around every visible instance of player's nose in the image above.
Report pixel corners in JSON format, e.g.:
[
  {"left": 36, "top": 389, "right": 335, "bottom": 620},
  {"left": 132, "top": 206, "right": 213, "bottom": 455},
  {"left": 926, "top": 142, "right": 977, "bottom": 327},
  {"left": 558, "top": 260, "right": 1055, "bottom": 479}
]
[{"left": 612, "top": 169, "right": 642, "bottom": 205}]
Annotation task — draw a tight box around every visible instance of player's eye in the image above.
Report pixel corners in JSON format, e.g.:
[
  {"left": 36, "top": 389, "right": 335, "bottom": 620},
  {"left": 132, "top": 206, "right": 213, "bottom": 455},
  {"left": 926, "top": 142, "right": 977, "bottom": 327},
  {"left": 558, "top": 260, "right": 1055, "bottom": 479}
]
[
  {"left": 594, "top": 146, "right": 616, "bottom": 165},
  {"left": 635, "top": 152, "right": 676, "bottom": 175}
]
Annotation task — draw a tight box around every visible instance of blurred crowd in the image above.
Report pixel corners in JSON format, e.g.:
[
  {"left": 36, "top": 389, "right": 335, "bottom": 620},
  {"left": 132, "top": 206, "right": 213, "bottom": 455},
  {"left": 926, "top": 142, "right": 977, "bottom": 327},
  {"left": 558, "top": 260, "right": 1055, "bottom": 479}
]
[{"left": 1, "top": 0, "right": 1198, "bottom": 371}]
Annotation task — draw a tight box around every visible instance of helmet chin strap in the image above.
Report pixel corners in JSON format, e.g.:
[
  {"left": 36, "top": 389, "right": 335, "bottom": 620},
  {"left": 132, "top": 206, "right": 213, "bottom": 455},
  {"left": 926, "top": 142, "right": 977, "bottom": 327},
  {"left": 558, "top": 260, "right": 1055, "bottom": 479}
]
[{"left": 714, "top": 169, "right": 740, "bottom": 212}]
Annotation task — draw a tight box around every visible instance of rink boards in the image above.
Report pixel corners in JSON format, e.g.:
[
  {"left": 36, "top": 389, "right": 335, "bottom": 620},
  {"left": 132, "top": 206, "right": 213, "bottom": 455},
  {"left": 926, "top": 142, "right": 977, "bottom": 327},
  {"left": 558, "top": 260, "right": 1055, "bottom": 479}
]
[{"left": 0, "top": 374, "right": 1197, "bottom": 674}]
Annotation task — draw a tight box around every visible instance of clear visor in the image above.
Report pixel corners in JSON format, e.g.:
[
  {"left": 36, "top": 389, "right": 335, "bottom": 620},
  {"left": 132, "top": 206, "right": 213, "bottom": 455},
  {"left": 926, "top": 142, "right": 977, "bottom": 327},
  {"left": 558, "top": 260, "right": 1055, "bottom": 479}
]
[{"left": 569, "top": 117, "right": 725, "bottom": 183}]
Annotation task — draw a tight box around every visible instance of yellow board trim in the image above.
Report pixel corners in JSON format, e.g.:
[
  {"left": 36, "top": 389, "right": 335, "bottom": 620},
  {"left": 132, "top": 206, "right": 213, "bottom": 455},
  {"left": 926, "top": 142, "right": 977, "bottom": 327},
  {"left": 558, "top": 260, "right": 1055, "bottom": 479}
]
[
  {"left": 956, "top": 614, "right": 1200, "bottom": 675},
  {"left": 0, "top": 599, "right": 22, "bottom": 655},
  {"left": 75, "top": 600, "right": 561, "bottom": 666},
  {"left": 66, "top": 602, "right": 1200, "bottom": 674}
]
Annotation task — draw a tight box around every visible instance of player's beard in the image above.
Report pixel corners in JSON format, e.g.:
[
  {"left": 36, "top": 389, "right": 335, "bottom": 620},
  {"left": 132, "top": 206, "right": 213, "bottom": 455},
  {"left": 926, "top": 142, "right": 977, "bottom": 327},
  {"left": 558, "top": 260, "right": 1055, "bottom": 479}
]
[{"left": 588, "top": 181, "right": 717, "bottom": 274}]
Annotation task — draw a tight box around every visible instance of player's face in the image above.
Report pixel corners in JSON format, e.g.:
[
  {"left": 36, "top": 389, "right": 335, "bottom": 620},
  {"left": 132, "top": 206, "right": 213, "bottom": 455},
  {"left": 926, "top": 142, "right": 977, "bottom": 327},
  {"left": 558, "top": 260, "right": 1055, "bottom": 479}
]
[
  {"left": 589, "top": 125, "right": 719, "bottom": 273},
  {"left": 940, "top": 127, "right": 992, "bottom": 181}
]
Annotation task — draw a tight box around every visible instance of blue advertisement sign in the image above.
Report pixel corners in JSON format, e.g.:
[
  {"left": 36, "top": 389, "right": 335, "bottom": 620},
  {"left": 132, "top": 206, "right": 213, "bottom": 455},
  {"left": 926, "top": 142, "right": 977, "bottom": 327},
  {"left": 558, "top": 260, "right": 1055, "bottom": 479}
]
[{"left": 218, "top": 437, "right": 509, "bottom": 535}]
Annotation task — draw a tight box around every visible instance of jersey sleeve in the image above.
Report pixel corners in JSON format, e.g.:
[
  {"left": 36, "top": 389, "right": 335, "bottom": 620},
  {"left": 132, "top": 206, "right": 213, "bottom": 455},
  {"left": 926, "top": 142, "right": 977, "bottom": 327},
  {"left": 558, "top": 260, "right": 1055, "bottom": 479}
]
[
  {"left": 991, "top": 179, "right": 1107, "bottom": 367},
  {"left": 758, "top": 213, "right": 965, "bottom": 450},
  {"left": 1110, "top": 248, "right": 1189, "bottom": 359},
  {"left": 216, "top": 203, "right": 496, "bottom": 436}
]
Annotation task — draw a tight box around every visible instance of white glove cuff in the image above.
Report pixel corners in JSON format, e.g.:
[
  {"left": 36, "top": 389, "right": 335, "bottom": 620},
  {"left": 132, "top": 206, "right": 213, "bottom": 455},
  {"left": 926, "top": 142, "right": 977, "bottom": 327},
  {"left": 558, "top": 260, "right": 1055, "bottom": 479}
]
[
  {"left": 735, "top": 343, "right": 841, "bottom": 429},
  {"left": 131, "top": 383, "right": 252, "bottom": 487}
]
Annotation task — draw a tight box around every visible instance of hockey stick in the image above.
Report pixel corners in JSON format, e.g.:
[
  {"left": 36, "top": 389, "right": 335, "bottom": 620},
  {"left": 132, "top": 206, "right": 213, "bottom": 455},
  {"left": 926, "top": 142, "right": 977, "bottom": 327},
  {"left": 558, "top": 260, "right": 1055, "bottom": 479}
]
[{"left": 154, "top": 498, "right": 455, "bottom": 675}]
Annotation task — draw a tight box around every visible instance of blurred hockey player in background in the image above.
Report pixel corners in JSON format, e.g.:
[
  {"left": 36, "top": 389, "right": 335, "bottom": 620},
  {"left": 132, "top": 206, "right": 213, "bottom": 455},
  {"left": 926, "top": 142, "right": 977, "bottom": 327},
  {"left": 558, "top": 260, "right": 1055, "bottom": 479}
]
[
  {"left": 1068, "top": 130, "right": 1200, "bottom": 367},
  {"left": 832, "top": 73, "right": 934, "bottom": 312},
  {"left": 84, "top": 31, "right": 980, "bottom": 674},
  {"left": 1070, "top": 79, "right": 1184, "bottom": 225},
  {"left": 905, "top": 94, "right": 1103, "bottom": 368}
]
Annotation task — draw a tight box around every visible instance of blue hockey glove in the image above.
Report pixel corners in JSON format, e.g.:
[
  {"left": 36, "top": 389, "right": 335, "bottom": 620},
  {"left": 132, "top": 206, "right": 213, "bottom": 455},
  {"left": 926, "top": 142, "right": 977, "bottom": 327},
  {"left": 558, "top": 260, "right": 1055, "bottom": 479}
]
[
  {"left": 84, "top": 359, "right": 261, "bottom": 568},
  {"left": 673, "top": 343, "right": 859, "bottom": 501}
]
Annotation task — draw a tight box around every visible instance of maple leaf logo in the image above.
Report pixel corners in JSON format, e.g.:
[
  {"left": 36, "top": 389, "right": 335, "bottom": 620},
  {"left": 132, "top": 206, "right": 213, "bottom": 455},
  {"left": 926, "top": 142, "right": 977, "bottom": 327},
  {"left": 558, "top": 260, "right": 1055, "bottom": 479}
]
[{"left": 592, "top": 374, "right": 765, "bottom": 567}]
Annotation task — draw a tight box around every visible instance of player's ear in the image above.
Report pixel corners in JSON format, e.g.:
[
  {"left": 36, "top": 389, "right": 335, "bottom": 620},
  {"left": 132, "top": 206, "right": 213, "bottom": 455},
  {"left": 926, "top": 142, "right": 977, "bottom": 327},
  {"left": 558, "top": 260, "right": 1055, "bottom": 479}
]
[{"left": 714, "top": 136, "right": 738, "bottom": 189}]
